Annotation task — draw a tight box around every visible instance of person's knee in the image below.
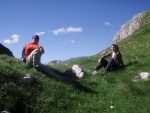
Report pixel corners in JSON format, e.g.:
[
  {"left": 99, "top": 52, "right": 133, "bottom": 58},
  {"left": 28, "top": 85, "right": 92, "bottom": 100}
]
[
  {"left": 109, "top": 58, "right": 114, "bottom": 62},
  {"left": 95, "top": 64, "right": 101, "bottom": 70},
  {"left": 33, "top": 49, "right": 41, "bottom": 54}
]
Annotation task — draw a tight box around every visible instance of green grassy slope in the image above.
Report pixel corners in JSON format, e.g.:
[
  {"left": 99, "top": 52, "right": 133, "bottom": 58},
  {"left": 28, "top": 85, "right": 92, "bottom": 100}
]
[{"left": 0, "top": 10, "right": 150, "bottom": 113}]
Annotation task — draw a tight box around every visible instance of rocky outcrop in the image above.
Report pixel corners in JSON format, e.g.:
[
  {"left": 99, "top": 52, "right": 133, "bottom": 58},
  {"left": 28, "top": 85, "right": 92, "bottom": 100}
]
[
  {"left": 49, "top": 60, "right": 62, "bottom": 65},
  {"left": 113, "top": 11, "right": 146, "bottom": 43},
  {"left": 0, "top": 43, "right": 14, "bottom": 57}
]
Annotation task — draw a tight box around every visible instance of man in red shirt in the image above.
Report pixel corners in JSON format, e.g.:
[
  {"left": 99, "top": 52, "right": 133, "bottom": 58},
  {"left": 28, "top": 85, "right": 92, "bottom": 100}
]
[{"left": 23, "top": 35, "right": 65, "bottom": 80}]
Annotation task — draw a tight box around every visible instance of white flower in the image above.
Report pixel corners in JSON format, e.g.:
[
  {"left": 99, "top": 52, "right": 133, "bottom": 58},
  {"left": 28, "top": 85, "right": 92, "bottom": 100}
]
[{"left": 110, "top": 106, "right": 114, "bottom": 109}]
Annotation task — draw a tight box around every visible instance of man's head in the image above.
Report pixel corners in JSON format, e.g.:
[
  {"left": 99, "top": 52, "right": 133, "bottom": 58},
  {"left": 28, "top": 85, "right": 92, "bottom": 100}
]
[
  {"left": 32, "top": 35, "right": 39, "bottom": 40},
  {"left": 32, "top": 35, "right": 39, "bottom": 43}
]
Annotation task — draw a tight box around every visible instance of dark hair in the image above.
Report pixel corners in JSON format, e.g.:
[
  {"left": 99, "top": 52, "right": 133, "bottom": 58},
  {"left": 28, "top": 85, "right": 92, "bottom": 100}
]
[
  {"left": 112, "top": 44, "right": 119, "bottom": 51},
  {"left": 32, "top": 35, "right": 39, "bottom": 40}
]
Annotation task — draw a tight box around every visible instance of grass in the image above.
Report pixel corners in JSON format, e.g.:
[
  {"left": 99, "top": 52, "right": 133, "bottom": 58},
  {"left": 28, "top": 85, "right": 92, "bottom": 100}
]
[{"left": 0, "top": 10, "right": 150, "bottom": 113}]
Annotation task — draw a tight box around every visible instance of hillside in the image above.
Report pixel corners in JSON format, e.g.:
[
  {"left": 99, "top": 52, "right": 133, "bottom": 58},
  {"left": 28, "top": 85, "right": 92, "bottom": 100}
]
[{"left": 0, "top": 10, "right": 150, "bottom": 113}]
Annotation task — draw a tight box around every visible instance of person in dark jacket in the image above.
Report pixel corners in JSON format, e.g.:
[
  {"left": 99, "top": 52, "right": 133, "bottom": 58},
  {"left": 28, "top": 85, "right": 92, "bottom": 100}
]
[{"left": 93, "top": 44, "right": 124, "bottom": 74}]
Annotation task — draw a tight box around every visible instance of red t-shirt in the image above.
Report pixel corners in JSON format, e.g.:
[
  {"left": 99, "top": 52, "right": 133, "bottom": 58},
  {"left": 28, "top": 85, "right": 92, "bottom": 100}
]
[{"left": 24, "top": 42, "right": 41, "bottom": 58}]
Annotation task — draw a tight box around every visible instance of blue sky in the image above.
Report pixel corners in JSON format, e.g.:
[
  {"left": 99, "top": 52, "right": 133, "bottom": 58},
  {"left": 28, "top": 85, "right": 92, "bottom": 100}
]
[{"left": 0, "top": 0, "right": 150, "bottom": 63}]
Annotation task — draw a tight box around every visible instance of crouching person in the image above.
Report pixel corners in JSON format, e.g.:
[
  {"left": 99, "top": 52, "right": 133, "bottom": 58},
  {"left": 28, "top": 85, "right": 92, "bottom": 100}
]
[
  {"left": 22, "top": 35, "right": 66, "bottom": 80},
  {"left": 93, "top": 44, "right": 124, "bottom": 74}
]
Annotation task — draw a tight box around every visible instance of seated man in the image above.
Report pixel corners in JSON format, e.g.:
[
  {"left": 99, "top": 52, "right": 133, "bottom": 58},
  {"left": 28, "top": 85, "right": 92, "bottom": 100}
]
[
  {"left": 22, "top": 35, "right": 66, "bottom": 80},
  {"left": 93, "top": 44, "right": 124, "bottom": 74}
]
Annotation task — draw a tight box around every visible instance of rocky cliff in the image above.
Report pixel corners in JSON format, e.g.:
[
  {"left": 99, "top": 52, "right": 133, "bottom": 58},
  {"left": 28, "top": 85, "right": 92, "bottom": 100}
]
[
  {"left": 49, "top": 60, "right": 63, "bottom": 65},
  {"left": 113, "top": 10, "right": 148, "bottom": 43}
]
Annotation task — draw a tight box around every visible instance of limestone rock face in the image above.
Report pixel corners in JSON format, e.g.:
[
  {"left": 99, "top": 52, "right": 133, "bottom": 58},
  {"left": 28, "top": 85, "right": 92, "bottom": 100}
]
[{"left": 113, "top": 11, "right": 146, "bottom": 43}]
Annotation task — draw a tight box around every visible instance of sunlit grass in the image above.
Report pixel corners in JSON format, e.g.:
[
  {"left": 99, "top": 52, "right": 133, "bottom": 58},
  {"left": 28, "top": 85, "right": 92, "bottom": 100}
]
[{"left": 0, "top": 10, "right": 150, "bottom": 113}]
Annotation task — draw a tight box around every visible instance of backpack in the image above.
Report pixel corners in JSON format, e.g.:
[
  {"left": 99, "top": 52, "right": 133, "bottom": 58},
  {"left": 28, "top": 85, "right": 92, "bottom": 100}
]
[{"left": 21, "top": 45, "right": 26, "bottom": 62}]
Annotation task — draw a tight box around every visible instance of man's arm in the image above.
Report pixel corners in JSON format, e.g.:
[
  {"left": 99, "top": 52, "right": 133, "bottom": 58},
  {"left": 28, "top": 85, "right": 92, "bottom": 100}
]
[{"left": 39, "top": 46, "right": 45, "bottom": 54}]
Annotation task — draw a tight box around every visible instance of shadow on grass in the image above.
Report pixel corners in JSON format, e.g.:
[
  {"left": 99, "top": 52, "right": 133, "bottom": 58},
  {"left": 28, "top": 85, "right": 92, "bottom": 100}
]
[
  {"left": 124, "top": 61, "right": 138, "bottom": 67},
  {"left": 37, "top": 67, "right": 97, "bottom": 94},
  {"left": 117, "top": 60, "right": 138, "bottom": 71},
  {"left": 65, "top": 80, "right": 97, "bottom": 94},
  {"left": 55, "top": 69, "right": 97, "bottom": 94}
]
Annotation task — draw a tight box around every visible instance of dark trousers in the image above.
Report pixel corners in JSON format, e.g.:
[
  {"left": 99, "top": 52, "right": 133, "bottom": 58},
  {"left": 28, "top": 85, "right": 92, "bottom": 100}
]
[{"left": 95, "top": 58, "right": 120, "bottom": 72}]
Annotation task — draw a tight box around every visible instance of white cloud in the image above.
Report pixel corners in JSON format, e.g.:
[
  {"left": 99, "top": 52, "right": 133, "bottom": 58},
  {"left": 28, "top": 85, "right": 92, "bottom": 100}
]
[
  {"left": 67, "top": 27, "right": 82, "bottom": 32},
  {"left": 53, "top": 28, "right": 66, "bottom": 35},
  {"left": 52, "top": 27, "right": 83, "bottom": 35},
  {"left": 70, "top": 40, "right": 75, "bottom": 43},
  {"left": 3, "top": 34, "right": 20, "bottom": 44},
  {"left": 35, "top": 32, "right": 45, "bottom": 35},
  {"left": 104, "top": 22, "right": 112, "bottom": 26}
]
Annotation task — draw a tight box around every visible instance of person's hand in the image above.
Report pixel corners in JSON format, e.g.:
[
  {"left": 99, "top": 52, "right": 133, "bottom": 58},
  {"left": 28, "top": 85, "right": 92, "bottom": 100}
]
[{"left": 39, "top": 46, "right": 45, "bottom": 54}]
